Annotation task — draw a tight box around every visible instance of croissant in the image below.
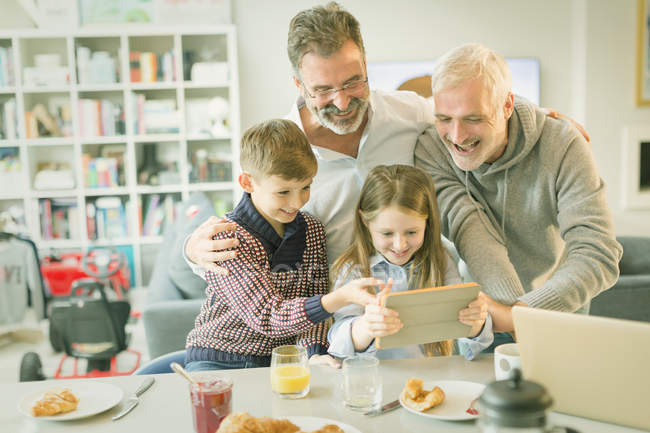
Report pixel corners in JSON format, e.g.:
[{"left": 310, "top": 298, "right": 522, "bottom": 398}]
[
  {"left": 217, "top": 412, "right": 344, "bottom": 433},
  {"left": 31, "top": 388, "right": 79, "bottom": 417},
  {"left": 400, "top": 378, "right": 445, "bottom": 412}
]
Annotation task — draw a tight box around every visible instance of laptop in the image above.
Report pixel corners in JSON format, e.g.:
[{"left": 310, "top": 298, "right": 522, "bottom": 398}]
[{"left": 512, "top": 306, "right": 650, "bottom": 431}]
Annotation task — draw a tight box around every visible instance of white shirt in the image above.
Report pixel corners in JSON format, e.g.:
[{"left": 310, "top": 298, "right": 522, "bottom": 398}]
[
  {"left": 327, "top": 248, "right": 494, "bottom": 361},
  {"left": 286, "top": 90, "right": 434, "bottom": 264}
]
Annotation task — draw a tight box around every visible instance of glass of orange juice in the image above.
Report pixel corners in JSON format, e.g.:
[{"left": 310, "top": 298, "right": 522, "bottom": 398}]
[{"left": 270, "top": 345, "right": 310, "bottom": 399}]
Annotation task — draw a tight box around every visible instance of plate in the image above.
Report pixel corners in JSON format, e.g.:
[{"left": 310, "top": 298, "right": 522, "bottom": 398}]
[
  {"left": 286, "top": 416, "right": 362, "bottom": 433},
  {"left": 399, "top": 380, "right": 485, "bottom": 421},
  {"left": 18, "top": 382, "right": 124, "bottom": 421}
]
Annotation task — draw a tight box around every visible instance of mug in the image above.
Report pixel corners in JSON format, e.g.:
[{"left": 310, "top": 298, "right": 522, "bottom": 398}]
[{"left": 494, "top": 343, "right": 521, "bottom": 380}]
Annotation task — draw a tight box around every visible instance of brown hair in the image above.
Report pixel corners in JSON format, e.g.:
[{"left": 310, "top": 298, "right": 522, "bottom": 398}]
[
  {"left": 239, "top": 119, "right": 317, "bottom": 180},
  {"left": 287, "top": 2, "right": 365, "bottom": 75},
  {"left": 331, "top": 164, "right": 453, "bottom": 356}
]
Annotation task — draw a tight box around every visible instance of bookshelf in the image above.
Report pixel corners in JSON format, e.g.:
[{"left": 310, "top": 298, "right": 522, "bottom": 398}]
[{"left": 0, "top": 26, "right": 241, "bottom": 287}]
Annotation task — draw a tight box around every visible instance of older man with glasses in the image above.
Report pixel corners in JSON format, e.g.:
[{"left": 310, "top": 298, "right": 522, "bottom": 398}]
[{"left": 186, "top": 2, "right": 434, "bottom": 271}]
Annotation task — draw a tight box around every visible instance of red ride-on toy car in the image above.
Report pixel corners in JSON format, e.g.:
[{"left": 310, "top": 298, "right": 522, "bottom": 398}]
[
  {"left": 41, "top": 249, "right": 131, "bottom": 299},
  {"left": 20, "top": 248, "right": 141, "bottom": 381}
]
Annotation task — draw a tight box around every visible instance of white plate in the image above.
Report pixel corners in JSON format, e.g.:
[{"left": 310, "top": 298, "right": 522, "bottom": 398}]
[
  {"left": 18, "top": 382, "right": 124, "bottom": 421},
  {"left": 286, "top": 416, "right": 362, "bottom": 433},
  {"left": 399, "top": 380, "right": 485, "bottom": 421}
]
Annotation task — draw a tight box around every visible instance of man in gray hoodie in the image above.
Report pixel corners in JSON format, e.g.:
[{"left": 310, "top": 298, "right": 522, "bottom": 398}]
[{"left": 415, "top": 43, "right": 623, "bottom": 336}]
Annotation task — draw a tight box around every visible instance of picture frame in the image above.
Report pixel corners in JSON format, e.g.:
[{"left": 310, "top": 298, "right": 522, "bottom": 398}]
[
  {"left": 621, "top": 126, "right": 650, "bottom": 210},
  {"left": 636, "top": 0, "right": 650, "bottom": 105}
]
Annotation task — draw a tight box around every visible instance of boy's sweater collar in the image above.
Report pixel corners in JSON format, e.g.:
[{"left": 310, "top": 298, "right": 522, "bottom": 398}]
[{"left": 228, "top": 193, "right": 306, "bottom": 268}]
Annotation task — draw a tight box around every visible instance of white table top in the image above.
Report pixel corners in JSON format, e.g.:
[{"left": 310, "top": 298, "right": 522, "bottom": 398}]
[{"left": 1, "top": 355, "right": 645, "bottom": 433}]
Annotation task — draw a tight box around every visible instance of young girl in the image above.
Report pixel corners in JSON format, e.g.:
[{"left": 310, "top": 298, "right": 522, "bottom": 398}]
[{"left": 327, "top": 164, "right": 493, "bottom": 360}]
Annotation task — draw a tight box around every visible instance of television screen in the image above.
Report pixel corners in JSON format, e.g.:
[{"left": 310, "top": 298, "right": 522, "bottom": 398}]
[{"left": 367, "top": 58, "right": 540, "bottom": 105}]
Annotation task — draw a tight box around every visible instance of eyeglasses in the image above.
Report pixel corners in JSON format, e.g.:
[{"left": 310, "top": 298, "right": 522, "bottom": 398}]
[{"left": 301, "top": 78, "right": 368, "bottom": 103}]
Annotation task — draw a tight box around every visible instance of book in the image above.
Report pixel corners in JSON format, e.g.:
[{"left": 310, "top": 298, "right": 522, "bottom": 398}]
[
  {"left": 129, "top": 51, "right": 141, "bottom": 82},
  {"left": 141, "top": 194, "right": 160, "bottom": 236},
  {"left": 95, "top": 196, "right": 127, "bottom": 239},
  {"left": 2, "top": 98, "right": 16, "bottom": 139},
  {"left": 376, "top": 282, "right": 481, "bottom": 350}
]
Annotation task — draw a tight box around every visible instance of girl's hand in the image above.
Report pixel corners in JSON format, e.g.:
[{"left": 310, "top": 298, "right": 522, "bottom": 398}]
[
  {"left": 458, "top": 291, "right": 489, "bottom": 337},
  {"left": 308, "top": 354, "right": 341, "bottom": 369},
  {"left": 357, "top": 304, "right": 403, "bottom": 338}
]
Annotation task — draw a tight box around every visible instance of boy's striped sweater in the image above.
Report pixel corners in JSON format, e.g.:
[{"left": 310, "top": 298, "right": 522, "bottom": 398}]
[{"left": 185, "top": 193, "right": 331, "bottom": 365}]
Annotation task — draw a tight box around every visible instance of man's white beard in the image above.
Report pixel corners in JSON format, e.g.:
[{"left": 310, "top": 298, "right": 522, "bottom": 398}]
[{"left": 309, "top": 97, "right": 369, "bottom": 135}]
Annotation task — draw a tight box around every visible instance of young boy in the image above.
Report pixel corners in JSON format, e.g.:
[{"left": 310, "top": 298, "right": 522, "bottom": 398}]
[{"left": 184, "top": 119, "right": 382, "bottom": 371}]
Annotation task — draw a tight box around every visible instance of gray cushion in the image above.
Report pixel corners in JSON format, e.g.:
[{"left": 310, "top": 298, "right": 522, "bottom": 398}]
[
  {"left": 617, "top": 236, "right": 650, "bottom": 275},
  {"left": 168, "top": 192, "right": 217, "bottom": 299}
]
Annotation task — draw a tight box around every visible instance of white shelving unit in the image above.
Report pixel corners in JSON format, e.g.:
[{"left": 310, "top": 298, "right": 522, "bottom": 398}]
[{"left": 0, "top": 26, "right": 241, "bottom": 287}]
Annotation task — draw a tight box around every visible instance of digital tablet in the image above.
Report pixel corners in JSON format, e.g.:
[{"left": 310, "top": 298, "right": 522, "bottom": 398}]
[{"left": 376, "top": 282, "right": 480, "bottom": 349}]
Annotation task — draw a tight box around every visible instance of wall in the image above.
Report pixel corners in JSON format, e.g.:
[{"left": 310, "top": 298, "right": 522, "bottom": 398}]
[
  {"left": 232, "top": 0, "right": 574, "bottom": 126},
  {"left": 2, "top": 0, "right": 649, "bottom": 235},
  {"left": 584, "top": 0, "right": 650, "bottom": 235}
]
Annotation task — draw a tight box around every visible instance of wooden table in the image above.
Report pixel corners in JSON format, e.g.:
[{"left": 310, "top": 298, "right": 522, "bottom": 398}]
[{"left": 1, "top": 355, "right": 645, "bottom": 432}]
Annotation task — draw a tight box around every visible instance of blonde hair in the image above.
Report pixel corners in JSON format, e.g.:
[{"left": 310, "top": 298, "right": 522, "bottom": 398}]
[
  {"left": 431, "top": 43, "right": 512, "bottom": 115},
  {"left": 239, "top": 119, "right": 317, "bottom": 180},
  {"left": 287, "top": 2, "right": 365, "bottom": 76},
  {"left": 331, "top": 165, "right": 453, "bottom": 357}
]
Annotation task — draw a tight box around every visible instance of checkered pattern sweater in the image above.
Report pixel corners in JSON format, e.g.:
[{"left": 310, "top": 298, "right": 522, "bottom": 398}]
[{"left": 185, "top": 193, "right": 331, "bottom": 365}]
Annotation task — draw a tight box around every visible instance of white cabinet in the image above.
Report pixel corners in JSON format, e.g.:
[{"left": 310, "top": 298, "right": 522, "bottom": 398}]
[{"left": 0, "top": 26, "right": 241, "bottom": 287}]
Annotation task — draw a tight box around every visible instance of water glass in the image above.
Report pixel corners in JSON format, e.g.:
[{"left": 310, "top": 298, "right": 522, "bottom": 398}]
[
  {"left": 270, "top": 345, "right": 310, "bottom": 399},
  {"left": 188, "top": 373, "right": 233, "bottom": 433},
  {"left": 342, "top": 354, "right": 382, "bottom": 412}
]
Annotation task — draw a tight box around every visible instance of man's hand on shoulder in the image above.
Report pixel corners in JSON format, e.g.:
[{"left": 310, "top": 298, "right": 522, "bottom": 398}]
[
  {"left": 185, "top": 216, "right": 240, "bottom": 275},
  {"left": 542, "top": 108, "right": 590, "bottom": 143}
]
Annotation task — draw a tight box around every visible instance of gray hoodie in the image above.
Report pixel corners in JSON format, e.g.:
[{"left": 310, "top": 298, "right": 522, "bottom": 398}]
[{"left": 415, "top": 96, "right": 622, "bottom": 312}]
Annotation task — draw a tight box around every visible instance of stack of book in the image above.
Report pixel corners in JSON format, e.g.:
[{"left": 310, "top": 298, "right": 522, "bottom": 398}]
[
  {"left": 130, "top": 93, "right": 180, "bottom": 134},
  {"left": 86, "top": 197, "right": 129, "bottom": 240},
  {"left": 139, "top": 194, "right": 178, "bottom": 236},
  {"left": 39, "top": 198, "right": 79, "bottom": 240},
  {"left": 0, "top": 46, "right": 14, "bottom": 87},
  {"left": 77, "top": 98, "right": 124, "bottom": 137},
  {"left": 129, "top": 50, "right": 176, "bottom": 83},
  {"left": 189, "top": 149, "right": 232, "bottom": 183},
  {"left": 81, "top": 154, "right": 119, "bottom": 188}
]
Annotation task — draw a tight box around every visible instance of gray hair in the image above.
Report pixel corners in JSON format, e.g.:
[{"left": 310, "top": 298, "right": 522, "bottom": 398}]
[
  {"left": 287, "top": 2, "right": 365, "bottom": 76},
  {"left": 431, "top": 43, "right": 512, "bottom": 113}
]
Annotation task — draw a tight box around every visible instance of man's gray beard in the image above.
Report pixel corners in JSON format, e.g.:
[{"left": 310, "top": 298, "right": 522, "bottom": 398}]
[{"left": 309, "top": 98, "right": 369, "bottom": 135}]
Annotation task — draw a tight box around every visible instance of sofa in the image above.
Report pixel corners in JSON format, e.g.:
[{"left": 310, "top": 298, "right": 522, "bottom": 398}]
[
  {"left": 142, "top": 192, "right": 216, "bottom": 359},
  {"left": 590, "top": 236, "right": 650, "bottom": 322}
]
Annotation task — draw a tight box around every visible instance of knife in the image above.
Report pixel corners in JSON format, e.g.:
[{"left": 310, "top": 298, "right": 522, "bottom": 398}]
[
  {"left": 364, "top": 398, "right": 401, "bottom": 417},
  {"left": 112, "top": 377, "right": 155, "bottom": 421}
]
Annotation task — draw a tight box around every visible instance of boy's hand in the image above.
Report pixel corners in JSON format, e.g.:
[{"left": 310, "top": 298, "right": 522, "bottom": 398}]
[
  {"left": 321, "top": 277, "right": 384, "bottom": 313},
  {"left": 185, "top": 216, "right": 239, "bottom": 274},
  {"left": 308, "top": 354, "right": 340, "bottom": 369},
  {"left": 458, "top": 291, "right": 489, "bottom": 337}
]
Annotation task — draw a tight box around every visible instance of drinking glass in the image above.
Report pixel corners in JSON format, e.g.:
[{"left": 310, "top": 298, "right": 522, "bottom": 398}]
[
  {"left": 270, "top": 345, "right": 310, "bottom": 399},
  {"left": 188, "top": 373, "right": 233, "bottom": 433},
  {"left": 342, "top": 354, "right": 382, "bottom": 412}
]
